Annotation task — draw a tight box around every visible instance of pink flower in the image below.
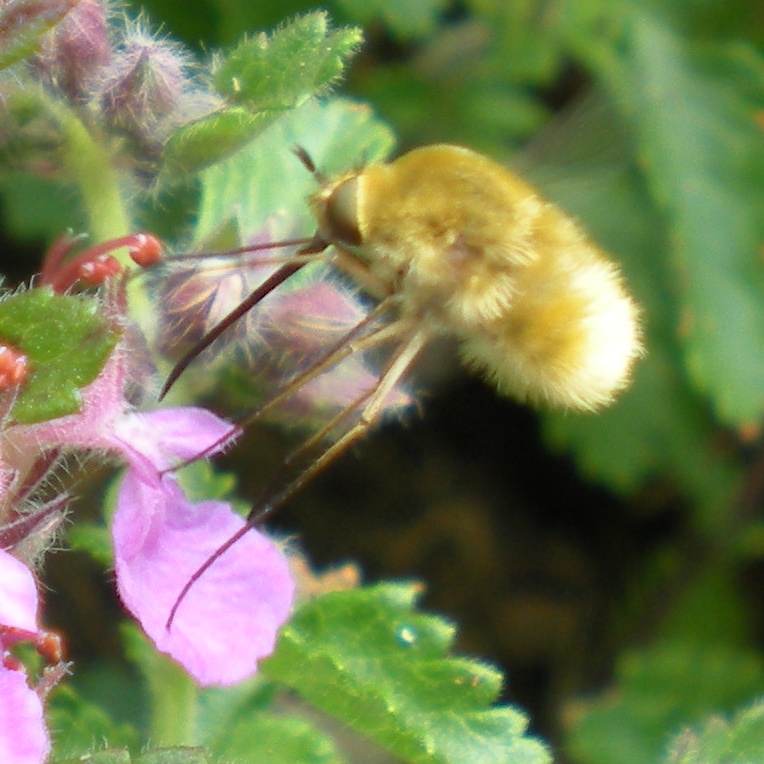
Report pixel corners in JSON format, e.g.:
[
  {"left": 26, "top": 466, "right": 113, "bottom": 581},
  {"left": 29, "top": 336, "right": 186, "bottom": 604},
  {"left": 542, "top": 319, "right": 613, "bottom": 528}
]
[
  {"left": 0, "top": 551, "right": 50, "bottom": 764},
  {"left": 5, "top": 346, "right": 295, "bottom": 686},
  {"left": 110, "top": 407, "right": 295, "bottom": 686}
]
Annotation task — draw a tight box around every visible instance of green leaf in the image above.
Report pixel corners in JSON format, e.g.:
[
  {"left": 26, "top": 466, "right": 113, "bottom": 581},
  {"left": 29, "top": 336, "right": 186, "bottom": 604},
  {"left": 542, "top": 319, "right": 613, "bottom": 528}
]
[
  {"left": 263, "top": 582, "right": 551, "bottom": 764},
  {"left": 195, "top": 98, "right": 394, "bottom": 243},
  {"left": 664, "top": 702, "right": 764, "bottom": 764},
  {"left": 530, "top": 101, "right": 741, "bottom": 526},
  {"left": 567, "top": 642, "right": 764, "bottom": 764},
  {"left": 213, "top": 12, "right": 362, "bottom": 109},
  {"left": 49, "top": 685, "right": 140, "bottom": 760},
  {"left": 161, "top": 107, "right": 274, "bottom": 179},
  {"left": 0, "top": 0, "right": 78, "bottom": 71},
  {"left": 614, "top": 16, "right": 764, "bottom": 426},
  {"left": 0, "top": 286, "right": 119, "bottom": 423},
  {"left": 211, "top": 714, "right": 346, "bottom": 764},
  {"left": 161, "top": 13, "right": 362, "bottom": 179}
]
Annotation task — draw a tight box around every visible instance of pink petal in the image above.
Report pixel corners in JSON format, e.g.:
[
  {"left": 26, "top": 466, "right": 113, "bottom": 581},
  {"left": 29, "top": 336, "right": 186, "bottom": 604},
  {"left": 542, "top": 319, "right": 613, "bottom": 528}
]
[
  {"left": 0, "top": 551, "right": 39, "bottom": 633},
  {"left": 113, "top": 471, "right": 294, "bottom": 686},
  {"left": 112, "top": 407, "right": 237, "bottom": 473},
  {"left": 0, "top": 668, "right": 49, "bottom": 764}
]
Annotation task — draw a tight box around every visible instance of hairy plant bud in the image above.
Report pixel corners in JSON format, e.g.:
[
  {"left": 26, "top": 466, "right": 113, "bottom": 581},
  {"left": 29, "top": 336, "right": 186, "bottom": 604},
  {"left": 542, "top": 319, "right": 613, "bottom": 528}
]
[
  {"left": 98, "top": 28, "right": 188, "bottom": 144},
  {"left": 35, "top": 0, "right": 112, "bottom": 101}
]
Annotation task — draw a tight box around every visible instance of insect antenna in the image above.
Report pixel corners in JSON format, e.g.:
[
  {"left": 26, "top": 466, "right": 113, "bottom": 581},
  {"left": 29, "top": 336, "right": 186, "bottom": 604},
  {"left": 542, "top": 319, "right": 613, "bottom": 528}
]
[
  {"left": 292, "top": 144, "right": 326, "bottom": 183},
  {"left": 165, "top": 326, "right": 428, "bottom": 629}
]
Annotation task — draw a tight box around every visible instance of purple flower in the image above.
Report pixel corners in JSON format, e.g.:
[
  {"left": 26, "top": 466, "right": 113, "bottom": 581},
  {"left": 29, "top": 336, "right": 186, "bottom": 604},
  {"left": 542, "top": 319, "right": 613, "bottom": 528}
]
[
  {"left": 6, "top": 347, "right": 295, "bottom": 686},
  {"left": 110, "top": 408, "right": 295, "bottom": 686},
  {"left": 0, "top": 551, "right": 50, "bottom": 764}
]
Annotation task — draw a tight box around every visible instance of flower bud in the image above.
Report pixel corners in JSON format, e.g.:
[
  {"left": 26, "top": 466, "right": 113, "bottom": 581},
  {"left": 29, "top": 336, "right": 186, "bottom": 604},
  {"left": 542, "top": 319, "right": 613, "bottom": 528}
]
[
  {"left": 35, "top": 0, "right": 112, "bottom": 101},
  {"left": 0, "top": 344, "right": 29, "bottom": 391},
  {"left": 98, "top": 28, "right": 188, "bottom": 144}
]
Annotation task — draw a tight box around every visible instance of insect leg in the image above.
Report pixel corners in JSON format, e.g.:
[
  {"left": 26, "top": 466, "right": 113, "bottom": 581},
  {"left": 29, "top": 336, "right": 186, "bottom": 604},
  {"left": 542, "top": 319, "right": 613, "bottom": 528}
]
[
  {"left": 248, "top": 327, "right": 429, "bottom": 522},
  {"left": 165, "top": 328, "right": 428, "bottom": 629},
  {"left": 163, "top": 298, "right": 403, "bottom": 472}
]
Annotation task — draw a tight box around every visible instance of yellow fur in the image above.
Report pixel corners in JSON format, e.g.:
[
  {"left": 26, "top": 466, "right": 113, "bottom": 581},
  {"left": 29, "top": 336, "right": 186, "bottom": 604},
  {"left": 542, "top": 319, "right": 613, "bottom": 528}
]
[{"left": 312, "top": 144, "right": 642, "bottom": 411}]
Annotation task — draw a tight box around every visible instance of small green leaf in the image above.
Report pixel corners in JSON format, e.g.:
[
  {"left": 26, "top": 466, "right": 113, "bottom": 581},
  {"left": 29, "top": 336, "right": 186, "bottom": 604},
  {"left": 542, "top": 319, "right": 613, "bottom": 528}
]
[
  {"left": 211, "top": 714, "right": 346, "bottom": 764},
  {"left": 0, "top": 0, "right": 78, "bottom": 71},
  {"left": 264, "top": 582, "right": 551, "bottom": 764},
  {"left": 213, "top": 12, "right": 362, "bottom": 109},
  {"left": 665, "top": 702, "right": 764, "bottom": 764},
  {"left": 568, "top": 642, "right": 764, "bottom": 764},
  {"left": 161, "top": 107, "right": 275, "bottom": 178},
  {"left": 136, "top": 750, "right": 214, "bottom": 764},
  {"left": 160, "top": 14, "right": 362, "bottom": 180},
  {"left": 0, "top": 287, "right": 119, "bottom": 423},
  {"left": 49, "top": 685, "right": 140, "bottom": 760}
]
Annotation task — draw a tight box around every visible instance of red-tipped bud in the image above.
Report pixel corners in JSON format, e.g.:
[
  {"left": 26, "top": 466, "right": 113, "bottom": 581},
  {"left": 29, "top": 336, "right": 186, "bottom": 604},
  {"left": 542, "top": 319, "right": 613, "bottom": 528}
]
[
  {"left": 35, "top": 0, "right": 112, "bottom": 101},
  {"left": 128, "top": 232, "right": 162, "bottom": 267},
  {"left": 40, "top": 232, "right": 159, "bottom": 291},
  {"left": 77, "top": 253, "right": 121, "bottom": 285},
  {"left": 98, "top": 29, "right": 188, "bottom": 143},
  {"left": 0, "top": 344, "right": 29, "bottom": 391},
  {"left": 35, "top": 630, "right": 64, "bottom": 665}
]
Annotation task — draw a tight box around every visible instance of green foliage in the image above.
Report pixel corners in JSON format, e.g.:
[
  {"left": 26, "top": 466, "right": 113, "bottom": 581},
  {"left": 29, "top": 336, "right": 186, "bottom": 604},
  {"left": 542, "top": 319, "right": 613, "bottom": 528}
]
[
  {"left": 213, "top": 12, "right": 361, "bottom": 107},
  {"left": 599, "top": 13, "right": 764, "bottom": 428},
  {"left": 665, "top": 703, "right": 764, "bottom": 764},
  {"left": 48, "top": 685, "right": 140, "bottom": 760},
  {"left": 264, "top": 583, "right": 551, "bottom": 764},
  {"left": 0, "top": 287, "right": 118, "bottom": 422},
  {"left": 161, "top": 13, "right": 362, "bottom": 178},
  {"left": 568, "top": 643, "right": 764, "bottom": 764}
]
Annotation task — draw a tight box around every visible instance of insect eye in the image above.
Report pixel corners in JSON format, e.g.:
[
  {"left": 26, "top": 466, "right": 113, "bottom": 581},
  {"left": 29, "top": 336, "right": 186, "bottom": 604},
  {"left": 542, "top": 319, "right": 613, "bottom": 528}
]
[{"left": 324, "top": 177, "right": 362, "bottom": 246}]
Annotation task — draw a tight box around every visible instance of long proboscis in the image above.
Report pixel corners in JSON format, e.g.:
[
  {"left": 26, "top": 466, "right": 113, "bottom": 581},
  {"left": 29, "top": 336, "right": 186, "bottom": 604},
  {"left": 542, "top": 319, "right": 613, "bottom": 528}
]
[{"left": 160, "top": 236, "right": 319, "bottom": 264}]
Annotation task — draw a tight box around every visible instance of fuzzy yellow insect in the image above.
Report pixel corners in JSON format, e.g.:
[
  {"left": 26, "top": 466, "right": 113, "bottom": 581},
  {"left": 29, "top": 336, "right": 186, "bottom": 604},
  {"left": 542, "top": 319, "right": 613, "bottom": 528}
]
[
  {"left": 310, "top": 143, "right": 642, "bottom": 412},
  {"left": 162, "top": 144, "right": 644, "bottom": 624}
]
